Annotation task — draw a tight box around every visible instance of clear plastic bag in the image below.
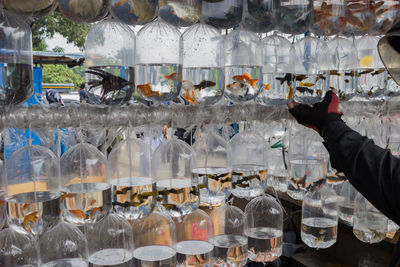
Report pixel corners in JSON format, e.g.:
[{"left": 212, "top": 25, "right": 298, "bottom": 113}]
[
  {"left": 278, "top": 0, "right": 312, "bottom": 34},
  {"left": 58, "top": 0, "right": 108, "bottom": 23},
  {"left": 1, "top": 0, "right": 57, "bottom": 18},
  {"left": 0, "top": 9, "right": 33, "bottom": 106},
  {"left": 158, "top": 0, "right": 201, "bottom": 27},
  {"left": 110, "top": 0, "right": 158, "bottom": 26},
  {"left": 85, "top": 19, "right": 135, "bottom": 105},
  {"left": 201, "top": 0, "right": 243, "bottom": 29},
  {"left": 338, "top": 180, "right": 358, "bottom": 226},
  {"left": 244, "top": 195, "right": 283, "bottom": 262},
  {"left": 342, "top": 0, "right": 374, "bottom": 36},
  {"left": 312, "top": 0, "right": 346, "bottom": 36},
  {"left": 242, "top": 0, "right": 278, "bottom": 33}
]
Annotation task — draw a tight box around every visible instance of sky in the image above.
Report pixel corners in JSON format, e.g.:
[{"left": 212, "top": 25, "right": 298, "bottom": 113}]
[{"left": 46, "top": 33, "right": 81, "bottom": 53}]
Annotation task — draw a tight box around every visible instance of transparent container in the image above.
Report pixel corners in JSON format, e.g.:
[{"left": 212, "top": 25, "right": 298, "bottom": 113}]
[
  {"left": 338, "top": 180, "right": 357, "bottom": 226},
  {"left": 355, "top": 35, "right": 387, "bottom": 98},
  {"left": 244, "top": 195, "right": 283, "bottom": 262},
  {"left": 278, "top": 0, "right": 312, "bottom": 34},
  {"left": 327, "top": 36, "right": 358, "bottom": 101},
  {"left": 175, "top": 209, "right": 214, "bottom": 266},
  {"left": 387, "top": 218, "right": 399, "bottom": 236},
  {"left": 301, "top": 182, "right": 338, "bottom": 249},
  {"left": 312, "top": 0, "right": 346, "bottom": 36},
  {"left": 159, "top": 0, "right": 201, "bottom": 27},
  {"left": 181, "top": 23, "right": 224, "bottom": 105},
  {"left": 58, "top": 0, "right": 108, "bottom": 23},
  {"left": 152, "top": 137, "right": 199, "bottom": 218},
  {"left": 85, "top": 19, "right": 135, "bottom": 105},
  {"left": 132, "top": 212, "right": 177, "bottom": 266},
  {"left": 39, "top": 221, "right": 88, "bottom": 267},
  {"left": 6, "top": 145, "right": 60, "bottom": 235},
  {"left": 0, "top": 226, "right": 38, "bottom": 266},
  {"left": 387, "top": 116, "right": 400, "bottom": 156},
  {"left": 242, "top": 0, "right": 279, "bottom": 33},
  {"left": 193, "top": 128, "right": 232, "bottom": 206},
  {"left": 1, "top": 0, "right": 57, "bottom": 18},
  {"left": 210, "top": 204, "right": 248, "bottom": 267},
  {"left": 257, "top": 33, "right": 295, "bottom": 105},
  {"left": 110, "top": 0, "right": 159, "bottom": 26},
  {"left": 293, "top": 36, "right": 328, "bottom": 104},
  {"left": 201, "top": 0, "right": 243, "bottom": 29},
  {"left": 230, "top": 131, "right": 267, "bottom": 199},
  {"left": 86, "top": 212, "right": 134, "bottom": 266},
  {"left": 0, "top": 9, "right": 33, "bottom": 106},
  {"left": 372, "top": 0, "right": 400, "bottom": 35},
  {"left": 353, "top": 193, "right": 388, "bottom": 244},
  {"left": 341, "top": 0, "right": 374, "bottom": 36},
  {"left": 0, "top": 159, "right": 6, "bottom": 230},
  {"left": 60, "top": 142, "right": 110, "bottom": 225},
  {"left": 224, "top": 29, "right": 263, "bottom": 103},
  {"left": 135, "top": 20, "right": 182, "bottom": 103},
  {"left": 386, "top": 75, "right": 400, "bottom": 97},
  {"left": 108, "top": 128, "right": 155, "bottom": 221}
]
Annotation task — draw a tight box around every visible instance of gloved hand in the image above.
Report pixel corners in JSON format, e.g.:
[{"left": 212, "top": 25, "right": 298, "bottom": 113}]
[{"left": 287, "top": 89, "right": 342, "bottom": 135}]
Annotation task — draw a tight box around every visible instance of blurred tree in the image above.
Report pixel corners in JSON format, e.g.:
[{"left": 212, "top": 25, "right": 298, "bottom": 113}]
[
  {"left": 42, "top": 65, "right": 85, "bottom": 90},
  {"left": 31, "top": 11, "right": 90, "bottom": 51}
]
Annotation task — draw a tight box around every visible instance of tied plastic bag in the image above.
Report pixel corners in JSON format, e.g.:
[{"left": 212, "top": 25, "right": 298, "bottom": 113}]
[
  {"left": 158, "top": 0, "right": 201, "bottom": 27},
  {"left": 1, "top": 0, "right": 57, "bottom": 18},
  {"left": 58, "top": 0, "right": 108, "bottom": 23},
  {"left": 110, "top": 0, "right": 158, "bottom": 26},
  {"left": 201, "top": 0, "right": 243, "bottom": 29}
]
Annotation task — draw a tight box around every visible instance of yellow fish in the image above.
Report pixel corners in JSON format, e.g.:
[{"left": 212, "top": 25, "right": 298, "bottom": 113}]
[
  {"left": 300, "top": 82, "right": 315, "bottom": 87},
  {"left": 137, "top": 83, "right": 160, "bottom": 98},
  {"left": 263, "top": 83, "right": 271, "bottom": 90},
  {"left": 233, "top": 73, "right": 258, "bottom": 87}
]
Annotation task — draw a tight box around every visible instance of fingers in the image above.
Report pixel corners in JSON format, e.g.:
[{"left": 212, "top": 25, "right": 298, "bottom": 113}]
[{"left": 287, "top": 101, "right": 299, "bottom": 109}]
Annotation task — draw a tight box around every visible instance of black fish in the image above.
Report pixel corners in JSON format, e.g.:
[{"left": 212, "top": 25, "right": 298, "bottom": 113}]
[
  {"left": 194, "top": 80, "right": 216, "bottom": 90},
  {"left": 295, "top": 74, "right": 308, "bottom": 81},
  {"left": 296, "top": 87, "right": 314, "bottom": 94},
  {"left": 371, "top": 69, "right": 385, "bottom": 76},
  {"left": 315, "top": 74, "right": 326, "bottom": 82},
  {"left": 276, "top": 73, "right": 295, "bottom": 84},
  {"left": 203, "top": 173, "right": 232, "bottom": 184},
  {"left": 232, "top": 174, "right": 262, "bottom": 188},
  {"left": 358, "top": 69, "right": 374, "bottom": 75},
  {"left": 345, "top": 70, "right": 360, "bottom": 77}
]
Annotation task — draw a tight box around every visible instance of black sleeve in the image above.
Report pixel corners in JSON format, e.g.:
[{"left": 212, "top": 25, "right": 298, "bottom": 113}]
[{"left": 322, "top": 120, "right": 400, "bottom": 225}]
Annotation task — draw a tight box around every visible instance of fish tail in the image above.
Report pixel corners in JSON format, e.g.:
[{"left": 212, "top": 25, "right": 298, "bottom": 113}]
[{"left": 249, "top": 79, "right": 258, "bottom": 87}]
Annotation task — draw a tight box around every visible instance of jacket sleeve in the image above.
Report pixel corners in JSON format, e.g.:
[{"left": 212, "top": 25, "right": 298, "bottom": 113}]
[{"left": 322, "top": 120, "right": 400, "bottom": 225}]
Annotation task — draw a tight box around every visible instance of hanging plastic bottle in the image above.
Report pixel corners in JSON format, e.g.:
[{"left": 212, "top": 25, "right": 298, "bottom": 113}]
[
  {"left": 152, "top": 137, "right": 199, "bottom": 217},
  {"left": 86, "top": 212, "right": 135, "bottom": 266},
  {"left": 372, "top": 0, "right": 400, "bottom": 35},
  {"left": 1, "top": 0, "right": 57, "bottom": 18},
  {"left": 353, "top": 192, "right": 388, "bottom": 243},
  {"left": 60, "top": 129, "right": 110, "bottom": 226},
  {"left": 341, "top": 0, "right": 374, "bottom": 36},
  {"left": 0, "top": 226, "right": 38, "bottom": 266},
  {"left": 158, "top": 0, "right": 201, "bottom": 27},
  {"left": 223, "top": 28, "right": 263, "bottom": 103},
  {"left": 85, "top": 19, "right": 135, "bottom": 105},
  {"left": 58, "top": 0, "right": 108, "bottom": 23},
  {"left": 312, "top": 0, "right": 347, "bottom": 36},
  {"left": 175, "top": 209, "right": 214, "bottom": 266},
  {"left": 6, "top": 142, "right": 61, "bottom": 235},
  {"left": 301, "top": 181, "right": 338, "bottom": 248},
  {"left": 0, "top": 9, "right": 33, "bottom": 106},
  {"left": 108, "top": 127, "right": 155, "bottom": 221},
  {"left": 230, "top": 130, "right": 267, "bottom": 199},
  {"left": 192, "top": 127, "right": 232, "bottom": 206},
  {"left": 338, "top": 180, "right": 357, "bottom": 226},
  {"left": 135, "top": 20, "right": 182, "bottom": 103},
  {"left": 293, "top": 35, "right": 328, "bottom": 104},
  {"left": 327, "top": 36, "right": 358, "bottom": 101},
  {"left": 110, "top": 0, "right": 159, "bottom": 26},
  {"left": 210, "top": 204, "right": 248, "bottom": 267},
  {"left": 132, "top": 212, "right": 177, "bottom": 266},
  {"left": 181, "top": 22, "right": 224, "bottom": 105},
  {"left": 242, "top": 0, "right": 279, "bottom": 33},
  {"left": 278, "top": 0, "right": 312, "bottom": 34},
  {"left": 355, "top": 35, "right": 387, "bottom": 98},
  {"left": 39, "top": 221, "right": 88, "bottom": 266},
  {"left": 201, "top": 0, "right": 243, "bottom": 29},
  {"left": 244, "top": 195, "right": 283, "bottom": 262},
  {"left": 257, "top": 33, "right": 295, "bottom": 105}
]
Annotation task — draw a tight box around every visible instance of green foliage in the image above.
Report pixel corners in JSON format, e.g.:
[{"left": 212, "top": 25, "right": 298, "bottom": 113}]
[
  {"left": 42, "top": 65, "right": 85, "bottom": 90},
  {"left": 31, "top": 12, "right": 90, "bottom": 51},
  {"left": 52, "top": 46, "right": 65, "bottom": 53}
]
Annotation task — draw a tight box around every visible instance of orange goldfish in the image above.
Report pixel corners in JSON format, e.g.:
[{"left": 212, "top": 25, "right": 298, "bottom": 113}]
[
  {"left": 288, "top": 85, "right": 294, "bottom": 99},
  {"left": 163, "top": 72, "right": 182, "bottom": 82},
  {"left": 0, "top": 199, "right": 5, "bottom": 206},
  {"left": 115, "top": 0, "right": 128, "bottom": 7},
  {"left": 61, "top": 193, "right": 76, "bottom": 200},
  {"left": 89, "top": 207, "right": 101, "bottom": 219},
  {"left": 184, "top": 90, "right": 198, "bottom": 104},
  {"left": 137, "top": 83, "right": 160, "bottom": 98},
  {"left": 263, "top": 83, "right": 271, "bottom": 90},
  {"left": 232, "top": 73, "right": 258, "bottom": 87},
  {"left": 22, "top": 203, "right": 31, "bottom": 210},
  {"left": 69, "top": 209, "right": 86, "bottom": 220},
  {"left": 23, "top": 211, "right": 39, "bottom": 230},
  {"left": 226, "top": 82, "right": 246, "bottom": 95}
]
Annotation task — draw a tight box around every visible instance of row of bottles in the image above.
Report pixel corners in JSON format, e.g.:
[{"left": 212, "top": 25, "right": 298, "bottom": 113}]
[{"left": 2, "top": 0, "right": 399, "bottom": 36}]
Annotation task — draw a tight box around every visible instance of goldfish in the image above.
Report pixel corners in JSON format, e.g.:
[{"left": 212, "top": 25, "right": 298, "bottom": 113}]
[
  {"left": 288, "top": 85, "right": 294, "bottom": 99},
  {"left": 137, "top": 83, "right": 161, "bottom": 98},
  {"left": 263, "top": 83, "right": 271, "bottom": 90},
  {"left": 316, "top": 89, "right": 323, "bottom": 96},
  {"left": 115, "top": 0, "right": 128, "bottom": 7},
  {"left": 61, "top": 193, "right": 76, "bottom": 200},
  {"left": 232, "top": 73, "right": 258, "bottom": 87},
  {"left": 22, "top": 203, "right": 31, "bottom": 210},
  {"left": 0, "top": 199, "right": 5, "bottom": 206},
  {"left": 184, "top": 89, "right": 198, "bottom": 104},
  {"left": 300, "top": 82, "right": 315, "bottom": 87},
  {"left": 69, "top": 209, "right": 86, "bottom": 220},
  {"left": 23, "top": 211, "right": 39, "bottom": 230},
  {"left": 163, "top": 72, "right": 182, "bottom": 82},
  {"left": 226, "top": 82, "right": 247, "bottom": 95},
  {"left": 89, "top": 207, "right": 102, "bottom": 219}
]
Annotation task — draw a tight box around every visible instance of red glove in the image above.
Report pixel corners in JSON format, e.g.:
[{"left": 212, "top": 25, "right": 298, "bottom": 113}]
[{"left": 287, "top": 90, "right": 342, "bottom": 135}]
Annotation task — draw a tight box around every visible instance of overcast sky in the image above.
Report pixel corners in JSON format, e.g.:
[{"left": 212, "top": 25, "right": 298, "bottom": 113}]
[{"left": 46, "top": 33, "right": 81, "bottom": 53}]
